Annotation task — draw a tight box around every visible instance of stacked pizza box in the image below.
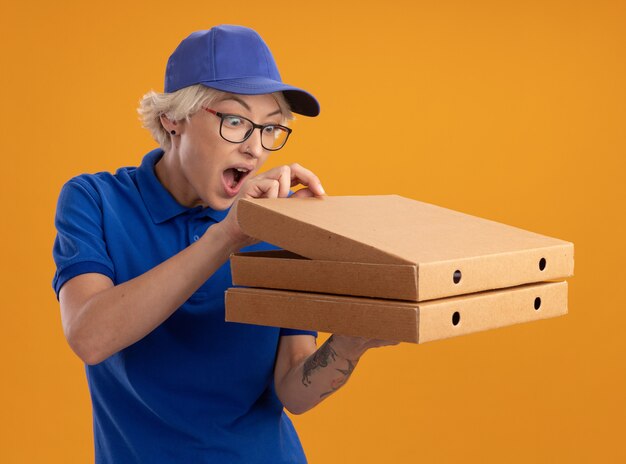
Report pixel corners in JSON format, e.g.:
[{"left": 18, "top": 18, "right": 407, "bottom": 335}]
[{"left": 225, "top": 196, "right": 574, "bottom": 344}]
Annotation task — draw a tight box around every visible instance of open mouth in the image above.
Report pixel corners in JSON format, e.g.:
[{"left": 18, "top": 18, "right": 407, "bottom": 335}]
[{"left": 222, "top": 167, "right": 251, "bottom": 197}]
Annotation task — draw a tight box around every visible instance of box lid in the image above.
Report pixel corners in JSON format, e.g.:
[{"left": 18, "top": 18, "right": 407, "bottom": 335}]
[{"left": 237, "top": 195, "right": 574, "bottom": 266}]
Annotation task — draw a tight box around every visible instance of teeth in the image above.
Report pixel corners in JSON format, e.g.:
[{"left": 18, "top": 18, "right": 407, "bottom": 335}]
[{"left": 235, "top": 168, "right": 249, "bottom": 173}]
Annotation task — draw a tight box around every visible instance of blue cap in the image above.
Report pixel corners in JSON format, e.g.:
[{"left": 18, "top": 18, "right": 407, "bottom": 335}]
[{"left": 165, "top": 25, "right": 320, "bottom": 117}]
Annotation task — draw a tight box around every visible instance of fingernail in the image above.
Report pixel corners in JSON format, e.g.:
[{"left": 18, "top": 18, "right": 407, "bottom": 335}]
[{"left": 319, "top": 184, "right": 326, "bottom": 195}]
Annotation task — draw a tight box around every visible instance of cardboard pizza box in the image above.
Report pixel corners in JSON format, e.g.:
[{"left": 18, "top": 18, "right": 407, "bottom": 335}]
[
  {"left": 231, "top": 195, "right": 574, "bottom": 301},
  {"left": 225, "top": 281, "right": 568, "bottom": 343}
]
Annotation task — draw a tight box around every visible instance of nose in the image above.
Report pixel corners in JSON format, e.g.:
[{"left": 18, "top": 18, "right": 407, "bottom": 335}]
[{"left": 240, "top": 127, "right": 264, "bottom": 159}]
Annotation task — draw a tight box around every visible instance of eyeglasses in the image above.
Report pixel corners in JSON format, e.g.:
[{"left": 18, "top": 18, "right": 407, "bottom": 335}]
[{"left": 204, "top": 108, "right": 292, "bottom": 151}]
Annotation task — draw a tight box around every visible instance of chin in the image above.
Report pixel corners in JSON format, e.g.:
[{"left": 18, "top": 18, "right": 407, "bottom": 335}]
[{"left": 207, "top": 195, "right": 236, "bottom": 211}]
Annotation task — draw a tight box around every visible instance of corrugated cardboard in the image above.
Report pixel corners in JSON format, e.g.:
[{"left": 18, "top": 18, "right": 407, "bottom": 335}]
[
  {"left": 225, "top": 281, "right": 568, "bottom": 343},
  {"left": 232, "top": 195, "right": 574, "bottom": 301}
]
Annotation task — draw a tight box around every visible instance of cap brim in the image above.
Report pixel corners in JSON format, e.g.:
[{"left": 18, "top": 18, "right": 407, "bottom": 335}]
[{"left": 199, "top": 77, "right": 320, "bottom": 117}]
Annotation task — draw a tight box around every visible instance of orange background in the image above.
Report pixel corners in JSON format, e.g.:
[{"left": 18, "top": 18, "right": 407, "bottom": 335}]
[{"left": 2, "top": 0, "right": 625, "bottom": 462}]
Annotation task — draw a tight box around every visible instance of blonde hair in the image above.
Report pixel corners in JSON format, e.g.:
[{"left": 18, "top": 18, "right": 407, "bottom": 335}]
[{"left": 138, "top": 85, "right": 293, "bottom": 151}]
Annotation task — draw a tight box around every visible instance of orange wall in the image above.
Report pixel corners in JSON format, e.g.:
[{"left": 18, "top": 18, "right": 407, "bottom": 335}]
[{"left": 1, "top": 0, "right": 625, "bottom": 462}]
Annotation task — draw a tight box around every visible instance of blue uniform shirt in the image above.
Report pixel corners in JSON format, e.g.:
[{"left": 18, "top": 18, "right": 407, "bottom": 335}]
[{"left": 52, "top": 149, "right": 316, "bottom": 463}]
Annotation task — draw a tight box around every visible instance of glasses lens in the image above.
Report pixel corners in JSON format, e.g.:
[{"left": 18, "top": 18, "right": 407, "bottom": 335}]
[
  {"left": 220, "top": 115, "right": 254, "bottom": 143},
  {"left": 261, "top": 125, "right": 290, "bottom": 150}
]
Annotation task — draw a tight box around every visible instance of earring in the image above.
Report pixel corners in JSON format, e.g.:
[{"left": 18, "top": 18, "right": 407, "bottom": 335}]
[{"left": 170, "top": 130, "right": 176, "bottom": 135}]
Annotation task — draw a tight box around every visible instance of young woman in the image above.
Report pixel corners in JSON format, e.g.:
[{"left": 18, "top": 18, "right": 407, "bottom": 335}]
[{"left": 53, "top": 25, "right": 395, "bottom": 463}]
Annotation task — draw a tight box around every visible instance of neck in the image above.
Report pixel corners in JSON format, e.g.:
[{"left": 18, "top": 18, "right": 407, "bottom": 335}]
[{"left": 154, "top": 148, "right": 202, "bottom": 208}]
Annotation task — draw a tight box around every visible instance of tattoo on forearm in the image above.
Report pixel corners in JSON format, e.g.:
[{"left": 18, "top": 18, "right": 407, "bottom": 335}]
[
  {"left": 302, "top": 339, "right": 337, "bottom": 387},
  {"left": 320, "top": 359, "right": 356, "bottom": 398},
  {"left": 301, "top": 336, "right": 359, "bottom": 399}
]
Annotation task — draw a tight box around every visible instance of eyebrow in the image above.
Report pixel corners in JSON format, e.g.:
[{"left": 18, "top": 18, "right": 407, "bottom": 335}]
[
  {"left": 266, "top": 109, "right": 282, "bottom": 117},
  {"left": 218, "top": 96, "right": 283, "bottom": 118}
]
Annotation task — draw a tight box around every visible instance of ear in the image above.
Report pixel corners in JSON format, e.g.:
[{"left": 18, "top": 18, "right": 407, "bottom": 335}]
[{"left": 160, "top": 114, "right": 182, "bottom": 135}]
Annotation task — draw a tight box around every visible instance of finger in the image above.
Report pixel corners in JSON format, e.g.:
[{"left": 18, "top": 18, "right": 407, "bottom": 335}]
[
  {"left": 351, "top": 338, "right": 400, "bottom": 351},
  {"left": 254, "top": 165, "right": 293, "bottom": 198},
  {"left": 242, "top": 178, "right": 280, "bottom": 200},
  {"left": 291, "top": 187, "right": 316, "bottom": 198},
  {"left": 288, "top": 163, "right": 325, "bottom": 197},
  {"left": 276, "top": 165, "right": 292, "bottom": 198},
  {"left": 369, "top": 340, "right": 400, "bottom": 348},
  {"left": 257, "top": 164, "right": 326, "bottom": 197}
]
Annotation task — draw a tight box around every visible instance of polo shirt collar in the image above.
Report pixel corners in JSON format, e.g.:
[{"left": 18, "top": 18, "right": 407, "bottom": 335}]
[{"left": 136, "top": 148, "right": 230, "bottom": 224}]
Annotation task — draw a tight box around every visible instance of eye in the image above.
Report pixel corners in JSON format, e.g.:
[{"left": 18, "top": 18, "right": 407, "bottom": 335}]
[
  {"left": 262, "top": 125, "right": 276, "bottom": 135},
  {"left": 223, "top": 115, "right": 243, "bottom": 127}
]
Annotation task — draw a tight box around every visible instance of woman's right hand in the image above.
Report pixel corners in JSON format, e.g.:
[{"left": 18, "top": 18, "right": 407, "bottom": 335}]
[{"left": 217, "top": 163, "right": 326, "bottom": 250}]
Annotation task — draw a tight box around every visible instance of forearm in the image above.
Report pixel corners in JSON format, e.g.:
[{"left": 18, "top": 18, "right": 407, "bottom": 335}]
[
  {"left": 276, "top": 335, "right": 366, "bottom": 415},
  {"left": 63, "top": 223, "right": 240, "bottom": 364}
]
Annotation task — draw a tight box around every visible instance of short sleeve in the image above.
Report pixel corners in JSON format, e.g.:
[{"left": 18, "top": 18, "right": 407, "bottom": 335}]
[
  {"left": 52, "top": 179, "right": 115, "bottom": 298},
  {"left": 279, "top": 328, "right": 318, "bottom": 338}
]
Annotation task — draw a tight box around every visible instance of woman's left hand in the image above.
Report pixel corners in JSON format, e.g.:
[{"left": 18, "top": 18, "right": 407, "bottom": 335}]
[
  {"left": 249, "top": 163, "right": 325, "bottom": 198},
  {"left": 329, "top": 335, "right": 400, "bottom": 360},
  {"left": 218, "top": 163, "right": 325, "bottom": 250}
]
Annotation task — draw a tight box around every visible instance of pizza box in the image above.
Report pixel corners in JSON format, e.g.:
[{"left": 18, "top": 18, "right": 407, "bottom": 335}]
[
  {"left": 225, "top": 281, "right": 568, "bottom": 343},
  {"left": 231, "top": 195, "right": 574, "bottom": 301}
]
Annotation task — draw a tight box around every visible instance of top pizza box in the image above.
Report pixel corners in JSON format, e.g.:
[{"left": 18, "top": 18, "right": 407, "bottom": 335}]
[{"left": 231, "top": 195, "right": 574, "bottom": 301}]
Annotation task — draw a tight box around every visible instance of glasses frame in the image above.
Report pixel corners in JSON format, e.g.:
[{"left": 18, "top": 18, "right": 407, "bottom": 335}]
[{"left": 204, "top": 108, "right": 292, "bottom": 152}]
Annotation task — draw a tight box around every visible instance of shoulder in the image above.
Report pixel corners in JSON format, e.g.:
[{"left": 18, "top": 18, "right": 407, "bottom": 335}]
[
  {"left": 64, "top": 166, "right": 138, "bottom": 193},
  {"left": 55, "top": 166, "right": 144, "bottom": 231},
  {"left": 59, "top": 166, "right": 139, "bottom": 205}
]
